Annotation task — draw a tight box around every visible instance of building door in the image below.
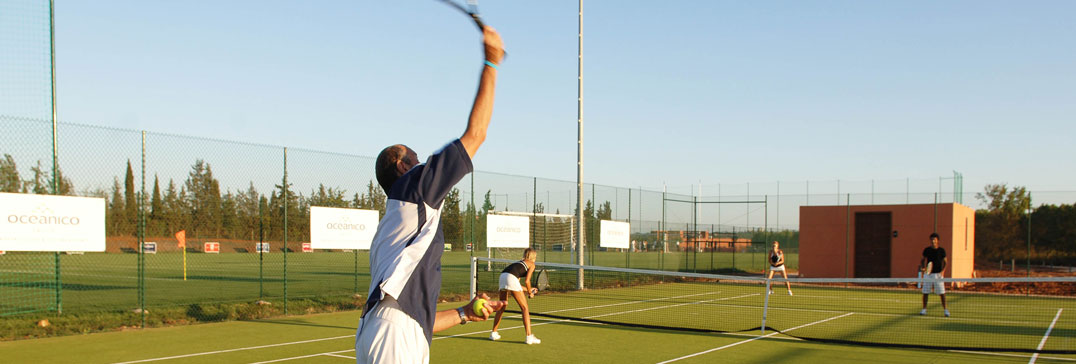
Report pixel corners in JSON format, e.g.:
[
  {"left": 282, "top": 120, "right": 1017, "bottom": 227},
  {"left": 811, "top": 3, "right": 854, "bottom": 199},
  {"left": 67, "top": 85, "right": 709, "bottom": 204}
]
[{"left": 854, "top": 212, "right": 892, "bottom": 278}]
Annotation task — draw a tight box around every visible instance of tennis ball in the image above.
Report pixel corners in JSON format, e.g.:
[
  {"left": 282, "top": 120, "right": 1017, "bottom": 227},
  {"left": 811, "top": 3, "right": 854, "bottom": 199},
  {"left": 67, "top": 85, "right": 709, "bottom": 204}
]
[{"left": 472, "top": 298, "right": 488, "bottom": 316}]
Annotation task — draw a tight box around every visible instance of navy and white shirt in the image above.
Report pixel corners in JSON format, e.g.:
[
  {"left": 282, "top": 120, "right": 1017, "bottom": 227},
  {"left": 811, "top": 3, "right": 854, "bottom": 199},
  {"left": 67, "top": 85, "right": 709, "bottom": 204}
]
[
  {"left": 502, "top": 260, "right": 529, "bottom": 277},
  {"left": 363, "top": 139, "right": 473, "bottom": 344}
]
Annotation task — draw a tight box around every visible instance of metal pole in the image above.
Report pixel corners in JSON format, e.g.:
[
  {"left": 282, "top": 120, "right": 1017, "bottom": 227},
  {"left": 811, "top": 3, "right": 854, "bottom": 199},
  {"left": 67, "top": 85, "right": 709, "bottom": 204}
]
[
  {"left": 933, "top": 193, "right": 938, "bottom": 233},
  {"left": 533, "top": 177, "right": 537, "bottom": 251},
  {"left": 354, "top": 249, "right": 358, "bottom": 294},
  {"left": 139, "top": 131, "right": 146, "bottom": 328},
  {"left": 49, "top": 0, "right": 62, "bottom": 314},
  {"left": 283, "top": 147, "right": 288, "bottom": 314},
  {"left": 470, "top": 257, "right": 478, "bottom": 300},
  {"left": 591, "top": 184, "right": 595, "bottom": 268},
  {"left": 575, "top": 0, "right": 585, "bottom": 290},
  {"left": 776, "top": 181, "right": 780, "bottom": 231},
  {"left": 692, "top": 197, "right": 697, "bottom": 273},
  {"left": 661, "top": 188, "right": 666, "bottom": 271},
  {"left": 470, "top": 173, "right": 474, "bottom": 261},
  {"left": 845, "top": 194, "right": 850, "bottom": 278},
  {"left": 1027, "top": 192, "right": 1032, "bottom": 282}
]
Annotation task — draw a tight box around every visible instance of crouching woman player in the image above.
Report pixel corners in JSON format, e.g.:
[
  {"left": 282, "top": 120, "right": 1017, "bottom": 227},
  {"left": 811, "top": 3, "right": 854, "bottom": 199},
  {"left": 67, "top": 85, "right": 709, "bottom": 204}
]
[{"left": 489, "top": 248, "right": 541, "bottom": 344}]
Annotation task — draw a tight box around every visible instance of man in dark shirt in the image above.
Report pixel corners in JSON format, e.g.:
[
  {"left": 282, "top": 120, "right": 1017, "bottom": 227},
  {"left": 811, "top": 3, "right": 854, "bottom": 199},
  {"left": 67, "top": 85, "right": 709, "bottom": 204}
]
[
  {"left": 355, "top": 26, "right": 508, "bottom": 363},
  {"left": 920, "top": 233, "right": 949, "bottom": 317}
]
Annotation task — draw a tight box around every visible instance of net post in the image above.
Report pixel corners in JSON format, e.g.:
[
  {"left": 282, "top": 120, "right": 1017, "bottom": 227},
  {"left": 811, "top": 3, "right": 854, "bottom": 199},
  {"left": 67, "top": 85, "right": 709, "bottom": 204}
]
[
  {"left": 761, "top": 279, "right": 771, "bottom": 335},
  {"left": 470, "top": 257, "right": 478, "bottom": 300}
]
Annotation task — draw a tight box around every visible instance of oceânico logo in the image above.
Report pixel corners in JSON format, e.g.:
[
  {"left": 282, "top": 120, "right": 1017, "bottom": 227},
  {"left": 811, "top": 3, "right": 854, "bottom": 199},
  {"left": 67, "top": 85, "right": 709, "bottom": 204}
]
[{"left": 6, "top": 205, "right": 81, "bottom": 226}]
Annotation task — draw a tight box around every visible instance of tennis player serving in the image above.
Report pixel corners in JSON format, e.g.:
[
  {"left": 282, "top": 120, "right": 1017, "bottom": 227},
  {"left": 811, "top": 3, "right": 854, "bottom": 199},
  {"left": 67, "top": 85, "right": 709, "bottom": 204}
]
[
  {"left": 354, "top": 26, "right": 507, "bottom": 363},
  {"left": 489, "top": 248, "right": 541, "bottom": 344}
]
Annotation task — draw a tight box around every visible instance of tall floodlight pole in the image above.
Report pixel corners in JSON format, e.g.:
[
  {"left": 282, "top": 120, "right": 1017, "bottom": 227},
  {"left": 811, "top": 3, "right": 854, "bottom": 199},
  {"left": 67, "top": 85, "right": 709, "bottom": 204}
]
[
  {"left": 50, "top": 0, "right": 63, "bottom": 314},
  {"left": 575, "top": 0, "right": 585, "bottom": 290}
]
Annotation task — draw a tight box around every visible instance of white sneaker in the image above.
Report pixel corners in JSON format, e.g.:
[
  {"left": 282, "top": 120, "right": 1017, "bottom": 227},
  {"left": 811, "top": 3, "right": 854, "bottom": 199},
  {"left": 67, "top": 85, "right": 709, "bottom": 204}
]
[
  {"left": 489, "top": 331, "right": 500, "bottom": 341},
  {"left": 787, "top": 290, "right": 793, "bottom": 296},
  {"left": 920, "top": 309, "right": 927, "bottom": 315},
  {"left": 769, "top": 289, "right": 774, "bottom": 295},
  {"left": 944, "top": 309, "right": 951, "bottom": 317},
  {"left": 525, "top": 335, "right": 541, "bottom": 345}
]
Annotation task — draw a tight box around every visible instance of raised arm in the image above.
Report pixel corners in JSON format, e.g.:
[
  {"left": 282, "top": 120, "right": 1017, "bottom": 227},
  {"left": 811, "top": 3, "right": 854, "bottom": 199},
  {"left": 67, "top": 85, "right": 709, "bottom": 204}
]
[{"left": 460, "top": 27, "right": 505, "bottom": 158}]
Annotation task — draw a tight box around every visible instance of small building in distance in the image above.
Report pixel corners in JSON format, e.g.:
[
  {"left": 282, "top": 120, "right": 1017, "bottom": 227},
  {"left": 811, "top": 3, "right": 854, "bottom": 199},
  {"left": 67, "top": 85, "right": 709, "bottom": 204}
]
[{"left": 799, "top": 203, "right": 974, "bottom": 279}]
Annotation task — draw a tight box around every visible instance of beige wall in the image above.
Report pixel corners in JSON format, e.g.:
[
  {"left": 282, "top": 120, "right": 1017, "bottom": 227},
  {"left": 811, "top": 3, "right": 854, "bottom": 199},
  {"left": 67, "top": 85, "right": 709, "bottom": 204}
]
[{"left": 800, "top": 203, "right": 975, "bottom": 278}]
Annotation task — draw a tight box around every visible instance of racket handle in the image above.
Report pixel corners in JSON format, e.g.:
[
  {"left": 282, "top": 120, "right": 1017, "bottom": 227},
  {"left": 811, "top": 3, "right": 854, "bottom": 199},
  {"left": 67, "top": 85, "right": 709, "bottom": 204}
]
[{"left": 471, "top": 14, "right": 486, "bottom": 31}]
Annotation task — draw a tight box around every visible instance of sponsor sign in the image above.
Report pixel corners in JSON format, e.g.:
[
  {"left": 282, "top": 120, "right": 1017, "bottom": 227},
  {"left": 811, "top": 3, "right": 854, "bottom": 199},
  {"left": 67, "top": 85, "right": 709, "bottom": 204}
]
[
  {"left": 301, "top": 242, "right": 313, "bottom": 253},
  {"left": 144, "top": 242, "right": 157, "bottom": 254},
  {"left": 600, "top": 220, "right": 630, "bottom": 249},
  {"left": 310, "top": 206, "right": 379, "bottom": 250},
  {"left": 0, "top": 192, "right": 106, "bottom": 252},
  {"left": 204, "top": 242, "right": 220, "bottom": 253},
  {"left": 486, "top": 214, "right": 529, "bottom": 248},
  {"left": 255, "top": 242, "right": 270, "bottom": 253}
]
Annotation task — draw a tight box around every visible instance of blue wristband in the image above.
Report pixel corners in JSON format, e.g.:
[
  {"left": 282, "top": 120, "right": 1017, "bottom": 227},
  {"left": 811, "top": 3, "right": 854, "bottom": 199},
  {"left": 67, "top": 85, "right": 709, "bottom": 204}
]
[{"left": 484, "top": 60, "right": 499, "bottom": 70}]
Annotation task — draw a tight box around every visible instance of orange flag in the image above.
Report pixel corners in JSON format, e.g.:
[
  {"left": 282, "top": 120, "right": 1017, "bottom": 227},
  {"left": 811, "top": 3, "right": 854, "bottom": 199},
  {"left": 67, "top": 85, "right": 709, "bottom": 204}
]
[{"left": 175, "top": 230, "right": 186, "bottom": 248}]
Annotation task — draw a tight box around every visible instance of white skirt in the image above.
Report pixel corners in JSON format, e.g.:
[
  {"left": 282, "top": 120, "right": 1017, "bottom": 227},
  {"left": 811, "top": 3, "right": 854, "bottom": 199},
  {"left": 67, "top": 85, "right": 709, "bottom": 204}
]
[
  {"left": 499, "top": 272, "right": 523, "bottom": 292},
  {"left": 769, "top": 265, "right": 785, "bottom": 272}
]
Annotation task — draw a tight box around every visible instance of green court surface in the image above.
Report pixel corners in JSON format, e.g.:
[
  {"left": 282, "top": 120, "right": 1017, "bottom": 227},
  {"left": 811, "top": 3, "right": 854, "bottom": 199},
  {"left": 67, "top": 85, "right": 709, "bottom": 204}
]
[
  {"left": 1, "top": 250, "right": 793, "bottom": 315},
  {"left": 1, "top": 280, "right": 1072, "bottom": 364}
]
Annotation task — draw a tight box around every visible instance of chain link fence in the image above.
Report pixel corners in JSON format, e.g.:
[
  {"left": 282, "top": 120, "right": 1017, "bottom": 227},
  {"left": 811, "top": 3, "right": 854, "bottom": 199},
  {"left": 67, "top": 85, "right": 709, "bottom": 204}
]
[{"left": 4, "top": 0, "right": 1074, "bottom": 339}]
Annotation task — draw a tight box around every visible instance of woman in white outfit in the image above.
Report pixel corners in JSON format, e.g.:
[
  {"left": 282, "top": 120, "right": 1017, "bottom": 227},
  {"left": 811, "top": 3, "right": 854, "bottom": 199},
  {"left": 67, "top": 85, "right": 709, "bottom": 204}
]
[
  {"left": 767, "top": 241, "right": 793, "bottom": 296},
  {"left": 489, "top": 248, "right": 541, "bottom": 344}
]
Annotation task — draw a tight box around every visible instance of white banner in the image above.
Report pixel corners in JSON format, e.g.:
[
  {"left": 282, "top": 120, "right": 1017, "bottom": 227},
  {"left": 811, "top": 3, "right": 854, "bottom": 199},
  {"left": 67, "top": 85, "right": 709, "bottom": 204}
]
[
  {"left": 310, "top": 206, "right": 379, "bottom": 250},
  {"left": 600, "top": 220, "right": 630, "bottom": 249},
  {"left": 486, "top": 214, "right": 529, "bottom": 248},
  {"left": 0, "top": 192, "right": 106, "bottom": 252}
]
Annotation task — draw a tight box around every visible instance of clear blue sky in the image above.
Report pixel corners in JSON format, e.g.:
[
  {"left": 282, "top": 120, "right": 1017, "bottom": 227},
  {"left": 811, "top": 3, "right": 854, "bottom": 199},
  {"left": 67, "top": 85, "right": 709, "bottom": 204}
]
[{"left": 50, "top": 0, "right": 1076, "bottom": 197}]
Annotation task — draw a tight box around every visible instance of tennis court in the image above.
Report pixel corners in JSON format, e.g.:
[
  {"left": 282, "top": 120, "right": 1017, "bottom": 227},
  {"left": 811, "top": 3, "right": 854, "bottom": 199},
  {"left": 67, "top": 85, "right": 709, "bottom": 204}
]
[{"left": 3, "top": 261, "right": 1073, "bottom": 364}]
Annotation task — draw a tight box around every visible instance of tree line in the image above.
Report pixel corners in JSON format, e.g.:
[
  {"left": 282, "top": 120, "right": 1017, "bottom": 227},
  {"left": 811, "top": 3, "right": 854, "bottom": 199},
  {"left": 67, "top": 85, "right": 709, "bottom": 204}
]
[
  {"left": 13, "top": 154, "right": 1064, "bottom": 261},
  {"left": 975, "top": 184, "right": 1076, "bottom": 265}
]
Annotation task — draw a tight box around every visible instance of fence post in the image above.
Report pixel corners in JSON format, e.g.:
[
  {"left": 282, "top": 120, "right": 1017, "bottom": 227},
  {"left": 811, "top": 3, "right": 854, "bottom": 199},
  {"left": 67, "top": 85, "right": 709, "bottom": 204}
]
[
  {"left": 139, "top": 130, "right": 146, "bottom": 328},
  {"left": 283, "top": 147, "right": 288, "bottom": 314}
]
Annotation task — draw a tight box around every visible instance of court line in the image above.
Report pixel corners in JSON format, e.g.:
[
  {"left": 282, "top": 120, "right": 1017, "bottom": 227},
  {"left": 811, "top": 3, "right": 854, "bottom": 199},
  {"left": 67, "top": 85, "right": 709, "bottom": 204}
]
[
  {"left": 949, "top": 350, "right": 1076, "bottom": 362},
  {"left": 247, "top": 349, "right": 355, "bottom": 364},
  {"left": 655, "top": 312, "right": 855, "bottom": 364},
  {"left": 1029, "top": 308, "right": 1064, "bottom": 364},
  {"left": 109, "top": 335, "right": 353, "bottom": 364},
  {"left": 258, "top": 292, "right": 762, "bottom": 363},
  {"left": 322, "top": 352, "right": 356, "bottom": 360}
]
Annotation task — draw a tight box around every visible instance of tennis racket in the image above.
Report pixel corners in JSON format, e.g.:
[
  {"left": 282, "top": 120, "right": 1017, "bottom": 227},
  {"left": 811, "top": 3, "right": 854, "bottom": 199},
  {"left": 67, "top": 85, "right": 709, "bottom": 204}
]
[
  {"left": 534, "top": 269, "right": 550, "bottom": 292},
  {"left": 918, "top": 262, "right": 933, "bottom": 289},
  {"left": 437, "top": 0, "right": 507, "bottom": 59},
  {"left": 438, "top": 0, "right": 487, "bottom": 31}
]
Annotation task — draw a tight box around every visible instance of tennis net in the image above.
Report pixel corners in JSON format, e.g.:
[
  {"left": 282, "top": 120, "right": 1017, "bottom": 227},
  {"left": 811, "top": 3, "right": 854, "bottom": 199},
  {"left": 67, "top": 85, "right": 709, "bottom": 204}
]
[{"left": 471, "top": 257, "right": 1076, "bottom": 354}]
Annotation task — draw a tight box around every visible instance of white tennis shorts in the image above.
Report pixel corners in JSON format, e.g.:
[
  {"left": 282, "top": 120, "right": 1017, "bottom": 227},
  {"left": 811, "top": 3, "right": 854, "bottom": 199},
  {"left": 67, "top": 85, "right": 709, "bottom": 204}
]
[
  {"left": 355, "top": 297, "right": 429, "bottom": 364},
  {"left": 769, "top": 265, "right": 786, "bottom": 272},
  {"left": 921, "top": 273, "right": 945, "bottom": 295},
  {"left": 499, "top": 272, "right": 523, "bottom": 292}
]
